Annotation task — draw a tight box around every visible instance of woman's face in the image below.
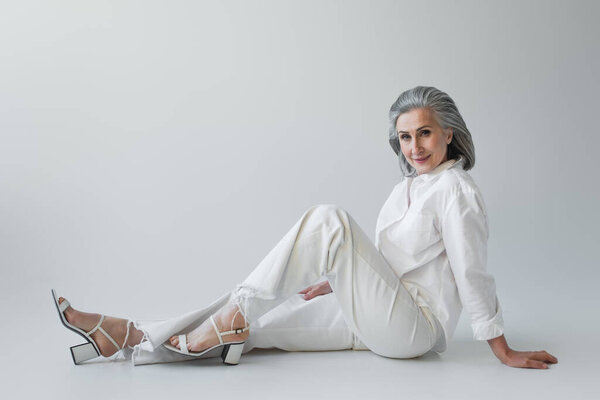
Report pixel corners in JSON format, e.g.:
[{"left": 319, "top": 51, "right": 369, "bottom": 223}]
[{"left": 396, "top": 107, "right": 453, "bottom": 175}]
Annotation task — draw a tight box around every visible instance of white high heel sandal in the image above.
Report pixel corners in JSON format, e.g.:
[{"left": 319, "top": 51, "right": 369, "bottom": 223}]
[
  {"left": 163, "top": 303, "right": 250, "bottom": 365},
  {"left": 51, "top": 289, "right": 130, "bottom": 365}
]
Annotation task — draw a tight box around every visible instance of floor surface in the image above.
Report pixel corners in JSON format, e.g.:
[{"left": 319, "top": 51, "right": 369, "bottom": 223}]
[{"left": 3, "top": 281, "right": 597, "bottom": 400}]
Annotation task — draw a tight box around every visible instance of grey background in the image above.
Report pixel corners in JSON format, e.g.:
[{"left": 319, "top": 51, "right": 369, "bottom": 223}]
[{"left": 1, "top": 0, "right": 598, "bottom": 398}]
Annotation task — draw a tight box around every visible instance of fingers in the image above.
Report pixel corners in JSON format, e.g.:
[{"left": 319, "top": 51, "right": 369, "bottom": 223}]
[
  {"left": 303, "top": 288, "right": 323, "bottom": 300},
  {"left": 300, "top": 282, "right": 334, "bottom": 301},
  {"left": 505, "top": 349, "right": 558, "bottom": 369},
  {"left": 519, "top": 350, "right": 558, "bottom": 369},
  {"left": 533, "top": 350, "right": 558, "bottom": 364},
  {"left": 303, "top": 290, "right": 316, "bottom": 300},
  {"left": 525, "top": 359, "right": 549, "bottom": 369},
  {"left": 298, "top": 286, "right": 312, "bottom": 295},
  {"left": 316, "top": 281, "right": 333, "bottom": 293},
  {"left": 299, "top": 281, "right": 333, "bottom": 299}
]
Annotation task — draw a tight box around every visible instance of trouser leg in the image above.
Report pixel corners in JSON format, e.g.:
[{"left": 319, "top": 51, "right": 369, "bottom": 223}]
[
  {"left": 232, "top": 204, "right": 435, "bottom": 359},
  {"left": 242, "top": 287, "right": 356, "bottom": 353}
]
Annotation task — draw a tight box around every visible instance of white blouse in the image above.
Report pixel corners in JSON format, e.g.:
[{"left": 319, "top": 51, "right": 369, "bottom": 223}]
[{"left": 375, "top": 158, "right": 504, "bottom": 352}]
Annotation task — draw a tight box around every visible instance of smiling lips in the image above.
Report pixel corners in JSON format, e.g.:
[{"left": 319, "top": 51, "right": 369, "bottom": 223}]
[{"left": 413, "top": 155, "right": 431, "bottom": 164}]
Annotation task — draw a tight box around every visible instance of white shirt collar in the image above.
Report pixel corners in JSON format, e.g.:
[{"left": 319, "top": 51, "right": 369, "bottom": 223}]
[{"left": 412, "top": 157, "right": 462, "bottom": 182}]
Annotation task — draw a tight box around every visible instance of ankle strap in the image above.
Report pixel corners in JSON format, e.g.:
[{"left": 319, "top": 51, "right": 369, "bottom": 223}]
[
  {"left": 229, "top": 306, "right": 248, "bottom": 332},
  {"left": 209, "top": 315, "right": 250, "bottom": 346},
  {"left": 122, "top": 320, "right": 131, "bottom": 349},
  {"left": 220, "top": 326, "right": 250, "bottom": 336},
  {"left": 86, "top": 315, "right": 122, "bottom": 351}
]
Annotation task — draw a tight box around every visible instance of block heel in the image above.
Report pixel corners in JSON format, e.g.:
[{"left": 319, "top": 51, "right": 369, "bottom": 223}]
[
  {"left": 222, "top": 342, "right": 245, "bottom": 365},
  {"left": 71, "top": 342, "right": 100, "bottom": 365}
]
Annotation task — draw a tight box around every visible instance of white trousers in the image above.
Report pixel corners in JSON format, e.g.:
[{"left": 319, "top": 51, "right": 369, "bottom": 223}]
[{"left": 128, "top": 204, "right": 442, "bottom": 365}]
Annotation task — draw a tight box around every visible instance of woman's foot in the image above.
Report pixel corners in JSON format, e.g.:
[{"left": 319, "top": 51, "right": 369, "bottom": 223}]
[
  {"left": 57, "top": 296, "right": 144, "bottom": 357},
  {"left": 168, "top": 302, "right": 249, "bottom": 353}
]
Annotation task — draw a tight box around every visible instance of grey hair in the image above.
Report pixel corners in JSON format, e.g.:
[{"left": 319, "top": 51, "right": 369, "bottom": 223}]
[{"left": 388, "top": 86, "right": 475, "bottom": 178}]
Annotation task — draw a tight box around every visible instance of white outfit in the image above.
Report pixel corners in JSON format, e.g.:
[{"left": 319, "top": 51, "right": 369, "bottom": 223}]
[
  {"left": 125, "top": 158, "right": 503, "bottom": 365},
  {"left": 375, "top": 158, "right": 503, "bottom": 350}
]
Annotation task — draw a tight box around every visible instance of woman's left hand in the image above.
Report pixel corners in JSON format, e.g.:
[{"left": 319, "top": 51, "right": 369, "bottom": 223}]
[
  {"left": 501, "top": 349, "right": 558, "bottom": 369},
  {"left": 488, "top": 335, "right": 558, "bottom": 369}
]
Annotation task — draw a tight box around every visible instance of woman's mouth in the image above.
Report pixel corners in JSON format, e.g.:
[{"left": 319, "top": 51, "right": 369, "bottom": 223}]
[{"left": 413, "top": 155, "right": 431, "bottom": 164}]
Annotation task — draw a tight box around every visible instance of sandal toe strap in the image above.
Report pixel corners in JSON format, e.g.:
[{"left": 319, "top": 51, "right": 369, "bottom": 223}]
[
  {"left": 58, "top": 299, "right": 70, "bottom": 313},
  {"left": 178, "top": 334, "right": 189, "bottom": 354}
]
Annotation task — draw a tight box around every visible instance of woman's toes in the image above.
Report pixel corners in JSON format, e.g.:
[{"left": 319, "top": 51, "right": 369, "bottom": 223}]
[{"left": 57, "top": 297, "right": 76, "bottom": 321}]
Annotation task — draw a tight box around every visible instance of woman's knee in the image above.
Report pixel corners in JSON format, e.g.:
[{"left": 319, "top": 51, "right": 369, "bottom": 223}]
[
  {"left": 297, "top": 204, "right": 352, "bottom": 252},
  {"left": 305, "top": 204, "right": 349, "bottom": 223}
]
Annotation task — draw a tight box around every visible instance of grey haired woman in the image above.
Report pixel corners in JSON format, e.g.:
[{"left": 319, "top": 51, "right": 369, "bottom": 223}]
[{"left": 52, "top": 86, "right": 558, "bottom": 369}]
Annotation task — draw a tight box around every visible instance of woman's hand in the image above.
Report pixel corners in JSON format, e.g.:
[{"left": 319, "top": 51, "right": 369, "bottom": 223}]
[
  {"left": 502, "top": 349, "right": 558, "bottom": 369},
  {"left": 488, "top": 335, "right": 558, "bottom": 369},
  {"left": 298, "top": 281, "right": 333, "bottom": 300}
]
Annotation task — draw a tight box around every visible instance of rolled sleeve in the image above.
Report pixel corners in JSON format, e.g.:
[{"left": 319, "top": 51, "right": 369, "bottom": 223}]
[
  {"left": 471, "top": 296, "right": 504, "bottom": 340},
  {"left": 441, "top": 189, "right": 504, "bottom": 341}
]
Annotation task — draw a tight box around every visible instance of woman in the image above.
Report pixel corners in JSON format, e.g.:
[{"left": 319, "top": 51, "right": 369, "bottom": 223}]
[{"left": 52, "top": 86, "right": 558, "bottom": 369}]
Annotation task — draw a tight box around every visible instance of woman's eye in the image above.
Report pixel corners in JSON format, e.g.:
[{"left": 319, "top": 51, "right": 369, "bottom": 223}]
[
  {"left": 421, "top": 130, "right": 430, "bottom": 135},
  {"left": 400, "top": 134, "right": 410, "bottom": 140}
]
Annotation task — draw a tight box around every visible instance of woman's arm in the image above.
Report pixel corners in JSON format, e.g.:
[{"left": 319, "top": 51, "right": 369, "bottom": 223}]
[
  {"left": 441, "top": 189, "right": 504, "bottom": 340},
  {"left": 488, "top": 334, "right": 558, "bottom": 369},
  {"left": 441, "top": 188, "right": 558, "bottom": 368}
]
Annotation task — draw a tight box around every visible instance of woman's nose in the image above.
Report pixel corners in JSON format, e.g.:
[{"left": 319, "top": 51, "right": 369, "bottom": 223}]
[{"left": 411, "top": 137, "right": 423, "bottom": 154}]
